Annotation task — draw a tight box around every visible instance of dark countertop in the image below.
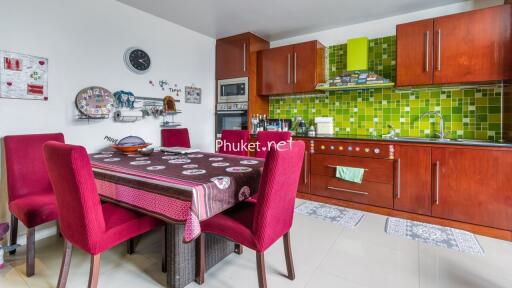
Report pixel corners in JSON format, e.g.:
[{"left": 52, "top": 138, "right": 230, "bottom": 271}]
[{"left": 256, "top": 133, "right": 512, "bottom": 148}]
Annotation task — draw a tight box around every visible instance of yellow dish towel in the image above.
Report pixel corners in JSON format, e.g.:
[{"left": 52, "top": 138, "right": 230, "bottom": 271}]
[{"left": 336, "top": 166, "right": 365, "bottom": 184}]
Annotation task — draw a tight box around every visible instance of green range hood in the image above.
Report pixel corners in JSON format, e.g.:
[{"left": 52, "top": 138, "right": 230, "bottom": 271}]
[
  {"left": 347, "top": 37, "right": 369, "bottom": 71},
  {"left": 316, "top": 36, "right": 394, "bottom": 91}
]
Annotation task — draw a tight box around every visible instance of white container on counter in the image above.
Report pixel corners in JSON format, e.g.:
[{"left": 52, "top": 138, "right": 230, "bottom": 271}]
[{"left": 315, "top": 117, "right": 334, "bottom": 135}]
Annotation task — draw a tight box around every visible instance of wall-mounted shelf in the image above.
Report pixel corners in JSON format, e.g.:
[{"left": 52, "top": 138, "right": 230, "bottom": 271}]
[{"left": 316, "top": 83, "right": 395, "bottom": 91}]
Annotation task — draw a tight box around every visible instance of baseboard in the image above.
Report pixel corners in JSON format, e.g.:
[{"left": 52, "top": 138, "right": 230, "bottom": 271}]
[{"left": 16, "top": 226, "right": 57, "bottom": 246}]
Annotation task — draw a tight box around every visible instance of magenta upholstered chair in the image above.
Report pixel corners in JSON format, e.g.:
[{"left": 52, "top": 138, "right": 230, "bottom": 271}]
[
  {"left": 218, "top": 130, "right": 250, "bottom": 156},
  {"left": 3, "top": 133, "right": 64, "bottom": 276},
  {"left": 196, "top": 141, "right": 305, "bottom": 287},
  {"left": 43, "top": 142, "right": 161, "bottom": 288},
  {"left": 161, "top": 128, "right": 191, "bottom": 148},
  {"left": 254, "top": 131, "right": 292, "bottom": 159}
]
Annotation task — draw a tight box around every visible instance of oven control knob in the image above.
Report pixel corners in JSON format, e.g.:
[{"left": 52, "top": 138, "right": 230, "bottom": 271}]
[
  {"left": 355, "top": 147, "right": 360, "bottom": 151},
  {"left": 365, "top": 148, "right": 370, "bottom": 153},
  {"left": 330, "top": 145, "right": 335, "bottom": 150},
  {"left": 348, "top": 146, "right": 353, "bottom": 151},
  {"left": 339, "top": 146, "right": 344, "bottom": 150},
  {"left": 321, "top": 145, "right": 325, "bottom": 150},
  {"left": 374, "top": 148, "right": 381, "bottom": 154}
]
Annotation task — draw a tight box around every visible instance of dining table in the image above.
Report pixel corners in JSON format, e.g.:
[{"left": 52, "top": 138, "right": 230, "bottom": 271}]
[{"left": 88, "top": 149, "right": 265, "bottom": 288}]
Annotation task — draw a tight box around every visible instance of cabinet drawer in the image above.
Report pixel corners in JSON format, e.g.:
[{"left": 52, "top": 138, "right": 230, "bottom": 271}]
[
  {"left": 310, "top": 175, "right": 393, "bottom": 208},
  {"left": 311, "top": 154, "right": 394, "bottom": 184},
  {"left": 313, "top": 140, "right": 394, "bottom": 159}
]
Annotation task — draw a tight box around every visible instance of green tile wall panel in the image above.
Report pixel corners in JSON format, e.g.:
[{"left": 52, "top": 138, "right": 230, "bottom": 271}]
[{"left": 269, "top": 36, "right": 503, "bottom": 141}]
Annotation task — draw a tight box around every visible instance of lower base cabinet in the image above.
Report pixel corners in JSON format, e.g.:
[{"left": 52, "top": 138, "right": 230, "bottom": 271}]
[
  {"left": 302, "top": 138, "right": 512, "bottom": 232},
  {"left": 394, "top": 145, "right": 432, "bottom": 215},
  {"left": 431, "top": 147, "right": 512, "bottom": 230}
]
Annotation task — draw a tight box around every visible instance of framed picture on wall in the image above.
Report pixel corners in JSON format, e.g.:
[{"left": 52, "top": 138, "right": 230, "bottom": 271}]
[
  {"left": 0, "top": 51, "right": 49, "bottom": 100},
  {"left": 184, "top": 86, "right": 201, "bottom": 104}
]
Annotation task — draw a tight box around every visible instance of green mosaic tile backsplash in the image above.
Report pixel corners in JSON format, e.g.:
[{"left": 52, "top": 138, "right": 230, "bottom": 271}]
[{"left": 269, "top": 36, "right": 503, "bottom": 141}]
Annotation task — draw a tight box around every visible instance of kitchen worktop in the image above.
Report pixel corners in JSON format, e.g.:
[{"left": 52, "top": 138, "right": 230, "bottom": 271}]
[{"left": 285, "top": 133, "right": 512, "bottom": 148}]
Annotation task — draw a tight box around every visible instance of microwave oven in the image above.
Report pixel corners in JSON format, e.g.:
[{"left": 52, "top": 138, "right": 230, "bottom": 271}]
[{"left": 217, "top": 77, "right": 248, "bottom": 103}]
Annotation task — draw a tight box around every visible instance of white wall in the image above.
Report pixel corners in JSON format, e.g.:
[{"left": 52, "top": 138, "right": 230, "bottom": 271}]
[
  {"left": 0, "top": 0, "right": 215, "bottom": 227},
  {"left": 271, "top": 0, "right": 504, "bottom": 47}
]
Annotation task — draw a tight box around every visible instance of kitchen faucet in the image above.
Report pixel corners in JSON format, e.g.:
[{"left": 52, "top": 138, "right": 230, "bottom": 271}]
[{"left": 420, "top": 111, "right": 447, "bottom": 140}]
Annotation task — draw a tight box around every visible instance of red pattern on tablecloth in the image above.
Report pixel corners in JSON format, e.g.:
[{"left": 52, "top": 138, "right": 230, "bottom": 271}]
[{"left": 96, "top": 179, "right": 203, "bottom": 241}]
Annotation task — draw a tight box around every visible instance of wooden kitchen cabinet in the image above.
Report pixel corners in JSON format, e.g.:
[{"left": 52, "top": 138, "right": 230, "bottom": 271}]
[
  {"left": 258, "top": 40, "right": 325, "bottom": 95},
  {"left": 431, "top": 147, "right": 512, "bottom": 230},
  {"left": 396, "top": 19, "right": 434, "bottom": 86},
  {"left": 258, "top": 45, "right": 295, "bottom": 95},
  {"left": 297, "top": 150, "right": 310, "bottom": 194},
  {"left": 396, "top": 4, "right": 512, "bottom": 86},
  {"left": 393, "top": 145, "right": 432, "bottom": 215},
  {"left": 216, "top": 34, "right": 250, "bottom": 80},
  {"left": 433, "top": 4, "right": 512, "bottom": 84},
  {"left": 293, "top": 41, "right": 326, "bottom": 93}
]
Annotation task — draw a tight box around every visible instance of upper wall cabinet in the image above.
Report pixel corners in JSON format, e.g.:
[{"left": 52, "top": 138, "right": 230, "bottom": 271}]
[
  {"left": 258, "top": 40, "right": 325, "bottom": 95},
  {"left": 396, "top": 4, "right": 512, "bottom": 87},
  {"left": 216, "top": 34, "right": 250, "bottom": 79}
]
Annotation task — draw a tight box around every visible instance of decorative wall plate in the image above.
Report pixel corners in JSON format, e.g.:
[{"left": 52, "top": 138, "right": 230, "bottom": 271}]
[{"left": 75, "top": 86, "right": 114, "bottom": 118}]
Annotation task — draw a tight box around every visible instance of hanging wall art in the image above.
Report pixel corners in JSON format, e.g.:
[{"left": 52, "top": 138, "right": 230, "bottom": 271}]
[
  {"left": 0, "top": 51, "right": 48, "bottom": 100},
  {"left": 184, "top": 86, "right": 201, "bottom": 104}
]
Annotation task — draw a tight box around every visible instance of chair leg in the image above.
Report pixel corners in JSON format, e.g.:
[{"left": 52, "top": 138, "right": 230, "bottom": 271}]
[
  {"left": 26, "top": 227, "right": 35, "bottom": 277},
  {"left": 195, "top": 234, "right": 205, "bottom": 285},
  {"left": 127, "top": 238, "right": 135, "bottom": 255},
  {"left": 88, "top": 254, "right": 101, "bottom": 288},
  {"left": 57, "top": 240, "right": 73, "bottom": 288},
  {"left": 283, "top": 232, "right": 295, "bottom": 280},
  {"left": 161, "top": 226, "right": 167, "bottom": 273},
  {"left": 234, "top": 243, "right": 243, "bottom": 255},
  {"left": 256, "top": 252, "right": 267, "bottom": 288},
  {"left": 56, "top": 221, "right": 62, "bottom": 238},
  {"left": 9, "top": 215, "right": 18, "bottom": 255}
]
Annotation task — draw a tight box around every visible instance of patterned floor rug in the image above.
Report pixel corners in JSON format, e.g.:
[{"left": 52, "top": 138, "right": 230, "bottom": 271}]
[
  {"left": 385, "top": 217, "right": 484, "bottom": 255},
  {"left": 294, "top": 201, "right": 364, "bottom": 228}
]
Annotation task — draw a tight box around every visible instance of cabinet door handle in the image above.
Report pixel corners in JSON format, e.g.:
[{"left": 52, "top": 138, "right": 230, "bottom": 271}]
[
  {"left": 396, "top": 158, "right": 401, "bottom": 199},
  {"left": 294, "top": 52, "right": 297, "bottom": 83},
  {"left": 243, "top": 43, "right": 247, "bottom": 72},
  {"left": 304, "top": 152, "right": 308, "bottom": 184},
  {"left": 424, "top": 31, "right": 429, "bottom": 72},
  {"left": 327, "top": 186, "right": 368, "bottom": 195},
  {"left": 287, "top": 54, "right": 291, "bottom": 84},
  {"left": 436, "top": 30, "right": 441, "bottom": 71},
  {"left": 434, "top": 160, "right": 440, "bottom": 205}
]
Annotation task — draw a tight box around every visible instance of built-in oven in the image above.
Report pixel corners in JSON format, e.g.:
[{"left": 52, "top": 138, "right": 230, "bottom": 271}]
[
  {"left": 218, "top": 77, "right": 248, "bottom": 103},
  {"left": 216, "top": 102, "right": 248, "bottom": 137}
]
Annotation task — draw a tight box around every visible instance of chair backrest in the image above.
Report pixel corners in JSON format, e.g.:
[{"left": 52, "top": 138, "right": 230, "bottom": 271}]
[
  {"left": 3, "top": 133, "right": 64, "bottom": 202},
  {"left": 161, "top": 128, "right": 191, "bottom": 148},
  {"left": 252, "top": 141, "right": 305, "bottom": 251},
  {"left": 218, "top": 130, "right": 250, "bottom": 156},
  {"left": 43, "top": 142, "right": 106, "bottom": 254},
  {"left": 255, "top": 131, "right": 292, "bottom": 159}
]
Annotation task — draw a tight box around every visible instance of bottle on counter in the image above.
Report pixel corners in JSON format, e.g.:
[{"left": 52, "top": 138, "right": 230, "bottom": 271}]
[{"left": 307, "top": 120, "right": 316, "bottom": 137}]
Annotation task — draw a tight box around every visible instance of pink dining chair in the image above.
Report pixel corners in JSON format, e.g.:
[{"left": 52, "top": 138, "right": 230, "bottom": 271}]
[
  {"left": 43, "top": 142, "right": 161, "bottom": 288},
  {"left": 218, "top": 130, "right": 250, "bottom": 156},
  {"left": 161, "top": 128, "right": 191, "bottom": 148},
  {"left": 255, "top": 131, "right": 292, "bottom": 159},
  {"left": 3, "top": 133, "right": 64, "bottom": 277},
  {"left": 196, "top": 141, "right": 305, "bottom": 288}
]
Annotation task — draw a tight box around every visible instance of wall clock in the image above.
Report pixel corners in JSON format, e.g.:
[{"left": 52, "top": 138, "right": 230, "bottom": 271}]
[{"left": 124, "top": 47, "right": 151, "bottom": 74}]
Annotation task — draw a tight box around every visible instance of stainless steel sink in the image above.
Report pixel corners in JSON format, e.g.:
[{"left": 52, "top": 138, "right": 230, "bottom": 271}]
[
  {"left": 382, "top": 136, "right": 511, "bottom": 146},
  {"left": 383, "top": 136, "right": 451, "bottom": 142}
]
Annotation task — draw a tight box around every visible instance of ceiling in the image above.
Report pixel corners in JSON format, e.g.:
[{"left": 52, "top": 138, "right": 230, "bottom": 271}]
[{"left": 118, "top": 0, "right": 466, "bottom": 41}]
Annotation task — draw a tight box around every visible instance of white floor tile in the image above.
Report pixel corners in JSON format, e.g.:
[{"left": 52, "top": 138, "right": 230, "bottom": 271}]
[{"left": 1, "top": 203, "right": 512, "bottom": 288}]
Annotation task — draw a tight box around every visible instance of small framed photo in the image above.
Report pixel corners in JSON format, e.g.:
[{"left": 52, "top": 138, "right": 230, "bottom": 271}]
[{"left": 184, "top": 86, "right": 201, "bottom": 104}]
